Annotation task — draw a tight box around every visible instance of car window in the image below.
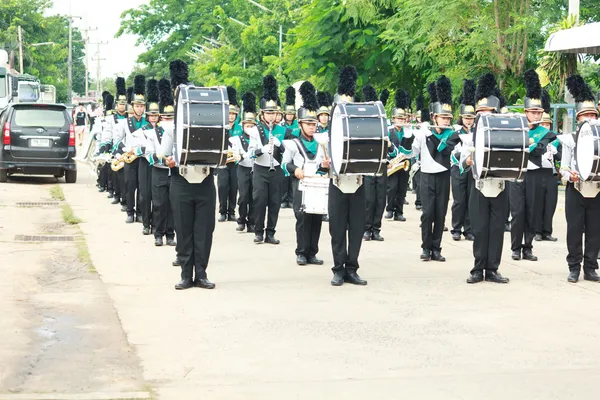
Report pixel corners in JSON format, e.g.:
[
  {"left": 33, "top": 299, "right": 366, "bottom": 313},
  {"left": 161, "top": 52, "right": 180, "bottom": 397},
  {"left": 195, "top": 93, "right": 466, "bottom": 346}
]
[{"left": 13, "top": 108, "right": 67, "bottom": 128}]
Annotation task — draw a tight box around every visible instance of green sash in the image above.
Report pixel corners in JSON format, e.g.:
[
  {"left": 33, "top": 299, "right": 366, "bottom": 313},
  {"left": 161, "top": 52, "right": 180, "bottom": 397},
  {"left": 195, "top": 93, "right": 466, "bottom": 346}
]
[
  {"left": 528, "top": 125, "right": 549, "bottom": 153},
  {"left": 432, "top": 128, "right": 454, "bottom": 152}
]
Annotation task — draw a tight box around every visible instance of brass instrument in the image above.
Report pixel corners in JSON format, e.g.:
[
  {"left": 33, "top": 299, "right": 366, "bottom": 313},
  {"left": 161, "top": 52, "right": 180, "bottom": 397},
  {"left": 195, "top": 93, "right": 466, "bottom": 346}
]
[
  {"left": 111, "top": 154, "right": 126, "bottom": 171},
  {"left": 387, "top": 154, "right": 410, "bottom": 176},
  {"left": 124, "top": 152, "right": 139, "bottom": 164}
]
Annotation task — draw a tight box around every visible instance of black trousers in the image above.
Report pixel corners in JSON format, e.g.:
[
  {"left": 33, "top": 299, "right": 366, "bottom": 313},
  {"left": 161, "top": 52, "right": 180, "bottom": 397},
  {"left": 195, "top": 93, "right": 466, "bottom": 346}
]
[
  {"left": 387, "top": 169, "right": 409, "bottom": 215},
  {"left": 536, "top": 170, "right": 558, "bottom": 236},
  {"left": 420, "top": 170, "right": 451, "bottom": 251},
  {"left": 414, "top": 169, "right": 422, "bottom": 206},
  {"left": 125, "top": 159, "right": 140, "bottom": 216},
  {"left": 329, "top": 181, "right": 366, "bottom": 272},
  {"left": 565, "top": 183, "right": 600, "bottom": 271},
  {"left": 170, "top": 173, "right": 216, "bottom": 281},
  {"left": 451, "top": 166, "right": 472, "bottom": 235},
  {"left": 282, "top": 176, "right": 294, "bottom": 204},
  {"left": 469, "top": 184, "right": 508, "bottom": 273},
  {"left": 237, "top": 165, "right": 254, "bottom": 226},
  {"left": 252, "top": 165, "right": 283, "bottom": 236},
  {"left": 114, "top": 168, "right": 126, "bottom": 204},
  {"left": 510, "top": 170, "right": 544, "bottom": 252},
  {"left": 217, "top": 164, "right": 238, "bottom": 215},
  {"left": 365, "top": 175, "right": 386, "bottom": 232},
  {"left": 151, "top": 168, "right": 174, "bottom": 239},
  {"left": 99, "top": 163, "right": 109, "bottom": 189},
  {"left": 139, "top": 159, "right": 153, "bottom": 228},
  {"left": 292, "top": 179, "right": 323, "bottom": 257}
]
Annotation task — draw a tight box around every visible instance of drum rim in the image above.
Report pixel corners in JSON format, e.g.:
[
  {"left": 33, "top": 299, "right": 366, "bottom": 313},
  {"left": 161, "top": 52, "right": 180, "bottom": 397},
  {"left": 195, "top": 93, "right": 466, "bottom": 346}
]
[{"left": 575, "top": 120, "right": 600, "bottom": 181}]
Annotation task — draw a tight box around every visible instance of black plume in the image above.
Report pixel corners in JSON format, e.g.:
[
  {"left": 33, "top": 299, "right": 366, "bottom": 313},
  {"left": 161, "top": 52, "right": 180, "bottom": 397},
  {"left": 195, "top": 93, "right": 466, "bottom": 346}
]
[
  {"left": 362, "top": 85, "right": 378, "bottom": 102},
  {"left": 421, "top": 108, "right": 430, "bottom": 122},
  {"left": 262, "top": 74, "right": 278, "bottom": 101},
  {"left": 169, "top": 60, "right": 189, "bottom": 90},
  {"left": 285, "top": 86, "right": 296, "bottom": 106},
  {"left": 101, "top": 91, "right": 110, "bottom": 102},
  {"left": 317, "top": 91, "right": 330, "bottom": 108},
  {"left": 395, "top": 90, "right": 411, "bottom": 109},
  {"left": 299, "top": 81, "right": 319, "bottom": 112},
  {"left": 566, "top": 74, "right": 595, "bottom": 103},
  {"left": 326, "top": 92, "right": 333, "bottom": 105},
  {"left": 115, "top": 77, "right": 126, "bottom": 97},
  {"left": 105, "top": 94, "right": 114, "bottom": 111},
  {"left": 416, "top": 94, "right": 424, "bottom": 111},
  {"left": 133, "top": 75, "right": 146, "bottom": 96},
  {"left": 494, "top": 88, "right": 507, "bottom": 109},
  {"left": 427, "top": 82, "right": 438, "bottom": 103},
  {"left": 126, "top": 87, "right": 133, "bottom": 103},
  {"left": 436, "top": 75, "right": 452, "bottom": 105},
  {"left": 380, "top": 89, "right": 390, "bottom": 106},
  {"left": 523, "top": 69, "right": 542, "bottom": 100},
  {"left": 242, "top": 92, "right": 257, "bottom": 114},
  {"left": 461, "top": 79, "right": 476, "bottom": 106},
  {"left": 227, "top": 86, "right": 238, "bottom": 106},
  {"left": 337, "top": 65, "right": 358, "bottom": 97},
  {"left": 146, "top": 79, "right": 159, "bottom": 103},
  {"left": 475, "top": 73, "right": 497, "bottom": 101},
  {"left": 542, "top": 89, "right": 551, "bottom": 114}
]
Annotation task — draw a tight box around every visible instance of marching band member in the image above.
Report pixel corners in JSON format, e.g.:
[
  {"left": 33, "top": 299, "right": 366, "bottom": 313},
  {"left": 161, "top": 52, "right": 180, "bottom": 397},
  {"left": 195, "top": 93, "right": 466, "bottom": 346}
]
[
  {"left": 561, "top": 75, "right": 600, "bottom": 283},
  {"left": 363, "top": 85, "right": 390, "bottom": 242},
  {"left": 450, "top": 79, "right": 476, "bottom": 241},
  {"left": 412, "top": 76, "right": 460, "bottom": 262},
  {"left": 231, "top": 92, "right": 257, "bottom": 233},
  {"left": 249, "top": 75, "right": 288, "bottom": 245},
  {"left": 97, "top": 91, "right": 112, "bottom": 194},
  {"left": 510, "top": 70, "right": 556, "bottom": 261},
  {"left": 166, "top": 60, "right": 217, "bottom": 290},
  {"left": 534, "top": 89, "right": 559, "bottom": 242},
  {"left": 461, "top": 73, "right": 510, "bottom": 284},
  {"left": 217, "top": 86, "right": 241, "bottom": 223},
  {"left": 282, "top": 81, "right": 330, "bottom": 265},
  {"left": 108, "top": 78, "right": 129, "bottom": 211},
  {"left": 385, "top": 89, "right": 414, "bottom": 222},
  {"left": 144, "top": 78, "right": 176, "bottom": 247},
  {"left": 281, "top": 86, "right": 298, "bottom": 209},
  {"left": 328, "top": 66, "right": 368, "bottom": 287},
  {"left": 411, "top": 94, "right": 426, "bottom": 211},
  {"left": 316, "top": 91, "right": 331, "bottom": 134}
]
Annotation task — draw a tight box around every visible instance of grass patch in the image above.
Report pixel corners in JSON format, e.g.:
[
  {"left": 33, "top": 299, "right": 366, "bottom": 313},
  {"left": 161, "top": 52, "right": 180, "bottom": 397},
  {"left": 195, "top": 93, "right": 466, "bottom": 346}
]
[
  {"left": 73, "top": 225, "right": 95, "bottom": 273},
  {"left": 61, "top": 204, "right": 82, "bottom": 225},
  {"left": 49, "top": 185, "right": 65, "bottom": 201}
]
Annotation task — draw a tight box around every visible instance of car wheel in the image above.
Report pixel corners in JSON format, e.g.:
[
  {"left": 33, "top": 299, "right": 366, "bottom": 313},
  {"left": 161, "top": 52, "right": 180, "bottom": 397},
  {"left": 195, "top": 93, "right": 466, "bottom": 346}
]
[
  {"left": 65, "top": 170, "right": 77, "bottom": 184},
  {"left": 0, "top": 169, "right": 7, "bottom": 183}
]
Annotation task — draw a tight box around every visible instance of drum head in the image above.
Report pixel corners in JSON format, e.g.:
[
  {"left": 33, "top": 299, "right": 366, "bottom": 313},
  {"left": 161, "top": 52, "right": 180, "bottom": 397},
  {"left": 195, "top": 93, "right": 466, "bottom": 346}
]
[
  {"left": 575, "top": 121, "right": 596, "bottom": 181},
  {"left": 329, "top": 103, "right": 345, "bottom": 175},
  {"left": 175, "top": 86, "right": 186, "bottom": 163},
  {"left": 473, "top": 115, "right": 486, "bottom": 179}
]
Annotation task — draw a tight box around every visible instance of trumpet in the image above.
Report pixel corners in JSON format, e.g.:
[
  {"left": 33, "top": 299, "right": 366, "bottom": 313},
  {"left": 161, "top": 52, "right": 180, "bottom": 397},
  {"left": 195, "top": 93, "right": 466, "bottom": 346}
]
[
  {"left": 111, "top": 154, "right": 125, "bottom": 171},
  {"left": 124, "top": 152, "right": 138, "bottom": 164}
]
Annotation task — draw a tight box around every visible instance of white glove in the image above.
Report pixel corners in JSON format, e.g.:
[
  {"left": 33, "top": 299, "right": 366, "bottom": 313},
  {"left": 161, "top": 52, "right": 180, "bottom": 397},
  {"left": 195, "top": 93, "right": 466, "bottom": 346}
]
[
  {"left": 411, "top": 161, "right": 421, "bottom": 172},
  {"left": 271, "top": 137, "right": 281, "bottom": 147},
  {"left": 233, "top": 152, "right": 242, "bottom": 162},
  {"left": 246, "top": 126, "right": 259, "bottom": 138}
]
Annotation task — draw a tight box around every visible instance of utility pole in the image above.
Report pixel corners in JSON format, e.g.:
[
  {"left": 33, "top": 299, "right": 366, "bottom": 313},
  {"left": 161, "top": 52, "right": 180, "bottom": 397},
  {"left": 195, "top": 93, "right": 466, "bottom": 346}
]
[
  {"left": 67, "top": 15, "right": 82, "bottom": 104},
  {"left": 91, "top": 41, "right": 107, "bottom": 98},
  {"left": 569, "top": 0, "right": 580, "bottom": 23},
  {"left": 17, "top": 26, "right": 24, "bottom": 74},
  {"left": 82, "top": 27, "right": 98, "bottom": 97}
]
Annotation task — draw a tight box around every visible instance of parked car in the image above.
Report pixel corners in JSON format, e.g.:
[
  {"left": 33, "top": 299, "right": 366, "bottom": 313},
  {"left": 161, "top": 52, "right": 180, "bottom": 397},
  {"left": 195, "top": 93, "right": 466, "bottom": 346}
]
[{"left": 0, "top": 103, "right": 77, "bottom": 183}]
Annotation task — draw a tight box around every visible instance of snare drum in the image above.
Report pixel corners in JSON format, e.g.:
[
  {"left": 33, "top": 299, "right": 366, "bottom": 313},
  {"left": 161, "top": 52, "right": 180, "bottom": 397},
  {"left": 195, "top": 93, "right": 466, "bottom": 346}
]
[
  {"left": 329, "top": 102, "right": 388, "bottom": 176},
  {"left": 300, "top": 177, "right": 329, "bottom": 215},
  {"left": 575, "top": 120, "right": 600, "bottom": 181},
  {"left": 174, "top": 85, "right": 229, "bottom": 167},
  {"left": 473, "top": 113, "right": 529, "bottom": 180}
]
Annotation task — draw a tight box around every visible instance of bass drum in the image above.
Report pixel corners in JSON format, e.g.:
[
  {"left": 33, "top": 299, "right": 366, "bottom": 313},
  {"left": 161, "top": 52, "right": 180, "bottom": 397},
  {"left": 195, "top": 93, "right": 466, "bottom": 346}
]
[
  {"left": 575, "top": 120, "right": 600, "bottom": 181},
  {"left": 174, "top": 85, "right": 228, "bottom": 167},
  {"left": 329, "top": 101, "right": 388, "bottom": 176},
  {"left": 472, "top": 113, "right": 529, "bottom": 180}
]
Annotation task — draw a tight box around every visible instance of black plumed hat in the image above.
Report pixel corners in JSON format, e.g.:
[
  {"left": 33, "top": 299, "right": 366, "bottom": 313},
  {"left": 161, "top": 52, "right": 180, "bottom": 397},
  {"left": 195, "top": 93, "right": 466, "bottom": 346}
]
[
  {"left": 523, "top": 69, "right": 543, "bottom": 110},
  {"left": 393, "top": 89, "right": 411, "bottom": 118},
  {"left": 241, "top": 92, "right": 258, "bottom": 124},
  {"left": 475, "top": 73, "right": 500, "bottom": 112},
  {"left": 362, "top": 85, "right": 378, "bottom": 102},
  {"left": 460, "top": 79, "right": 476, "bottom": 116},
  {"left": 298, "top": 81, "right": 319, "bottom": 122},
  {"left": 335, "top": 65, "right": 357, "bottom": 102},
  {"left": 227, "top": 86, "right": 240, "bottom": 114},
  {"left": 169, "top": 60, "right": 189, "bottom": 91},
  {"left": 566, "top": 74, "right": 598, "bottom": 117},
  {"left": 104, "top": 94, "right": 114, "bottom": 115},
  {"left": 433, "top": 75, "right": 453, "bottom": 117},
  {"left": 260, "top": 75, "right": 279, "bottom": 111},
  {"left": 132, "top": 75, "right": 146, "bottom": 105},
  {"left": 158, "top": 78, "right": 174, "bottom": 115},
  {"left": 380, "top": 89, "right": 390, "bottom": 107}
]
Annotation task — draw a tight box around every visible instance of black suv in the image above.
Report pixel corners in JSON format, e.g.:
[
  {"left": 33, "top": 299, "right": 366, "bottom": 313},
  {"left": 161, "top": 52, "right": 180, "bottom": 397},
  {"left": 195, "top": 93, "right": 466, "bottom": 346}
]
[{"left": 0, "top": 103, "right": 77, "bottom": 183}]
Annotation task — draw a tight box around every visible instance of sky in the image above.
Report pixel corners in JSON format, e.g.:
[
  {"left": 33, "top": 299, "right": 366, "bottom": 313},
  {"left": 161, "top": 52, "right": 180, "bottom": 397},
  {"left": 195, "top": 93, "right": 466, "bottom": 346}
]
[{"left": 48, "top": 0, "right": 148, "bottom": 80}]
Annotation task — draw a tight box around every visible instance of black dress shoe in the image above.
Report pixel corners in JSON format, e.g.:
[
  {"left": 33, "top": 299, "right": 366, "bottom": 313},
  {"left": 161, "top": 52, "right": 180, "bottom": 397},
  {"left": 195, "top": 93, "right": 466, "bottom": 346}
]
[
  {"left": 166, "top": 238, "right": 176, "bottom": 246},
  {"left": 136, "top": 215, "right": 143, "bottom": 223},
  {"left": 265, "top": 235, "right": 280, "bottom": 245},
  {"left": 227, "top": 214, "right": 236, "bottom": 222},
  {"left": 142, "top": 227, "right": 151, "bottom": 235},
  {"left": 172, "top": 257, "right": 182, "bottom": 267},
  {"left": 174, "top": 279, "right": 193, "bottom": 290},
  {"left": 384, "top": 211, "right": 393, "bottom": 219},
  {"left": 194, "top": 278, "right": 216, "bottom": 289},
  {"left": 420, "top": 249, "right": 431, "bottom": 261},
  {"left": 568, "top": 270, "right": 580, "bottom": 283},
  {"left": 331, "top": 271, "right": 345, "bottom": 286},
  {"left": 371, "top": 231, "right": 384, "bottom": 241},
  {"left": 505, "top": 222, "right": 511, "bottom": 232},
  {"left": 416, "top": 204, "right": 422, "bottom": 210},
  {"left": 218, "top": 214, "right": 227, "bottom": 222},
  {"left": 451, "top": 232, "right": 461, "bottom": 241},
  {"left": 522, "top": 250, "right": 538, "bottom": 261},
  {"left": 485, "top": 270, "right": 509, "bottom": 283},
  {"left": 431, "top": 251, "right": 446, "bottom": 262},
  {"left": 307, "top": 256, "right": 324, "bottom": 265},
  {"left": 583, "top": 269, "right": 600, "bottom": 282},
  {"left": 511, "top": 250, "right": 521, "bottom": 260},
  {"left": 254, "top": 234, "right": 263, "bottom": 243},
  {"left": 281, "top": 202, "right": 288, "bottom": 209},
  {"left": 98, "top": 187, "right": 106, "bottom": 193},
  {"left": 344, "top": 271, "right": 367, "bottom": 285},
  {"left": 322, "top": 215, "right": 329, "bottom": 222},
  {"left": 363, "top": 231, "right": 372, "bottom": 241},
  {"left": 236, "top": 223, "right": 245, "bottom": 232},
  {"left": 542, "top": 235, "right": 558, "bottom": 242},
  {"left": 466, "top": 271, "right": 484, "bottom": 284},
  {"left": 154, "top": 237, "right": 163, "bottom": 246},
  {"left": 443, "top": 226, "right": 448, "bottom": 232},
  {"left": 247, "top": 225, "right": 255, "bottom": 233},
  {"left": 107, "top": 193, "right": 114, "bottom": 199},
  {"left": 120, "top": 205, "right": 127, "bottom": 212},
  {"left": 465, "top": 233, "right": 475, "bottom": 241},
  {"left": 111, "top": 198, "right": 120, "bottom": 204},
  {"left": 125, "top": 215, "right": 134, "bottom": 224},
  {"left": 534, "top": 234, "right": 543, "bottom": 241},
  {"left": 394, "top": 213, "right": 406, "bottom": 222},
  {"left": 296, "top": 255, "right": 307, "bottom": 265},
  {"left": 404, "top": 199, "right": 409, "bottom": 205}
]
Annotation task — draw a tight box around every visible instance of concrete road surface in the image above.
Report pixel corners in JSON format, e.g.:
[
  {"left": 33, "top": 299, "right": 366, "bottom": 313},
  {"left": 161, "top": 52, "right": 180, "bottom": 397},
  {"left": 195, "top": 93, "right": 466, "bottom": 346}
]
[{"left": 2, "top": 159, "right": 600, "bottom": 400}]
